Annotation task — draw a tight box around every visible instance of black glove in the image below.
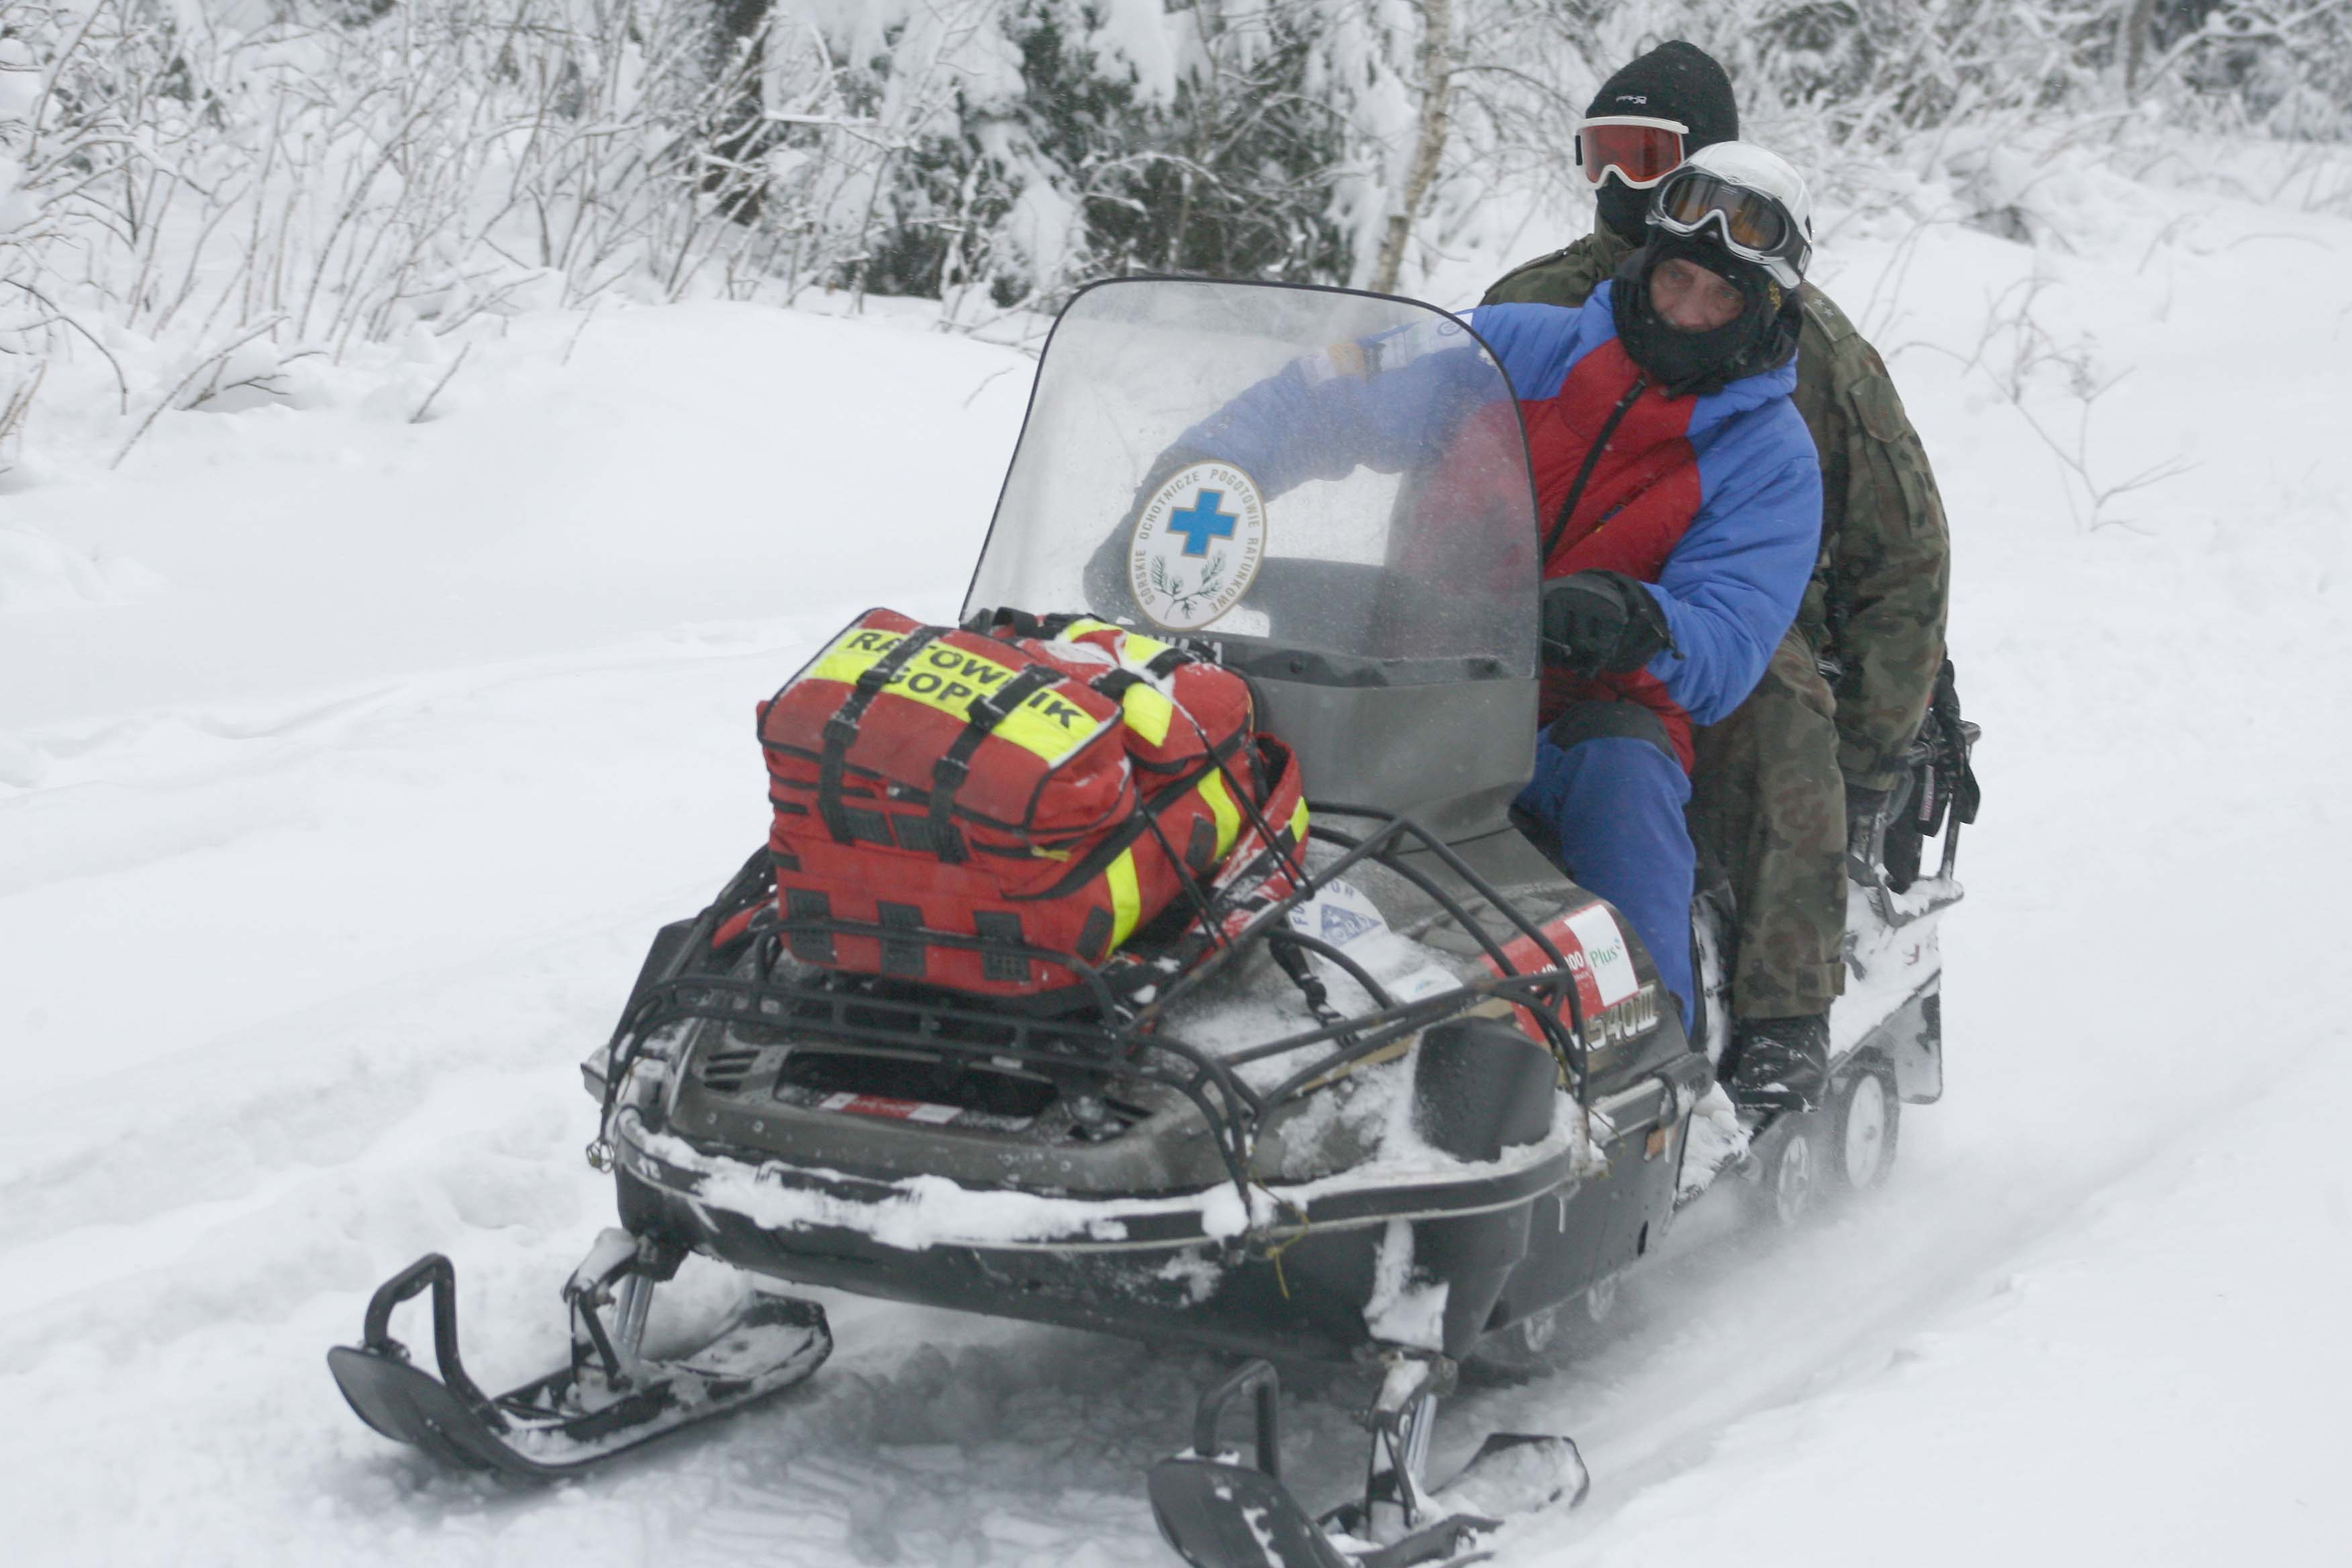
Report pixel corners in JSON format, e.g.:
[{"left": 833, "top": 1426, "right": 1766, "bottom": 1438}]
[{"left": 1540, "top": 571, "right": 1671, "bottom": 674}]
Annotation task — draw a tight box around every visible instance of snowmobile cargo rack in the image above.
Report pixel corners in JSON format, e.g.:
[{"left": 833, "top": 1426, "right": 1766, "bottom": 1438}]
[{"left": 597, "top": 810, "right": 1596, "bottom": 1218}]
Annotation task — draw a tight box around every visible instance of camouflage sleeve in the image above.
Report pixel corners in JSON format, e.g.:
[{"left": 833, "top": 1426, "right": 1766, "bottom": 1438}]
[
  {"left": 1477, "top": 230, "right": 1626, "bottom": 309},
  {"left": 1822, "top": 339, "right": 1951, "bottom": 791}
]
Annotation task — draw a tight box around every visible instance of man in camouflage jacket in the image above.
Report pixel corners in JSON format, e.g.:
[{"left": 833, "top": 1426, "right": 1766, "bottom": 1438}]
[{"left": 1482, "top": 42, "right": 1949, "bottom": 1108}]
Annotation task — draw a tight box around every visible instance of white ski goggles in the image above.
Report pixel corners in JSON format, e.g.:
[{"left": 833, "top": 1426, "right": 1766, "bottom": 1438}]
[
  {"left": 1649, "top": 166, "right": 1812, "bottom": 291},
  {"left": 1574, "top": 115, "right": 1689, "bottom": 190}
]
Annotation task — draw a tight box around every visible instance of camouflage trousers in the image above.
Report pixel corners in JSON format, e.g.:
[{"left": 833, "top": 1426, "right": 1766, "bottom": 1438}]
[{"left": 1685, "top": 630, "right": 1847, "bottom": 1019}]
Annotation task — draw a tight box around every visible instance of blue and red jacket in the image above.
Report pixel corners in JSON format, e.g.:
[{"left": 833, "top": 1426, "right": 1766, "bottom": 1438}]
[
  {"left": 1174, "top": 287, "right": 1820, "bottom": 771},
  {"left": 1471, "top": 288, "right": 1820, "bottom": 769}
]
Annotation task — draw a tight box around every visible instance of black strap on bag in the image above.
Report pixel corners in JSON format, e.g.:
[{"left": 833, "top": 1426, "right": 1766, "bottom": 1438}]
[
  {"left": 979, "top": 609, "right": 1201, "bottom": 701},
  {"left": 818, "top": 628, "right": 940, "bottom": 844},
  {"left": 974, "top": 606, "right": 1046, "bottom": 639},
  {"left": 926, "top": 663, "right": 1063, "bottom": 863},
  {"left": 982, "top": 607, "right": 1191, "bottom": 679},
  {"left": 1088, "top": 667, "right": 1144, "bottom": 703},
  {"left": 975, "top": 606, "right": 1084, "bottom": 642}
]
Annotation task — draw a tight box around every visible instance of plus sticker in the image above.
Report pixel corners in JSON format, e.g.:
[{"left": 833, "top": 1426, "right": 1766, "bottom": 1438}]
[
  {"left": 1485, "top": 898, "right": 1644, "bottom": 1029},
  {"left": 1563, "top": 903, "right": 1639, "bottom": 1008}
]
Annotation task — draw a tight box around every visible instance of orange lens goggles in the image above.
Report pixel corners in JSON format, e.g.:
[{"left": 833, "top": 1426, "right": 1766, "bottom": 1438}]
[
  {"left": 1649, "top": 168, "right": 1810, "bottom": 289},
  {"left": 1575, "top": 117, "right": 1688, "bottom": 189},
  {"left": 1656, "top": 171, "right": 1790, "bottom": 251}
]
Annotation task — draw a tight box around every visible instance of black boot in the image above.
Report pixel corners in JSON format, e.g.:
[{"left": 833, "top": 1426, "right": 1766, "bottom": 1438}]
[{"left": 1725, "top": 1014, "right": 1830, "bottom": 1114}]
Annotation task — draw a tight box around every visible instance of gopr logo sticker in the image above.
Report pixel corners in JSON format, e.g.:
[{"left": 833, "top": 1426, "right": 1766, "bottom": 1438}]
[{"left": 1128, "top": 461, "right": 1267, "bottom": 631}]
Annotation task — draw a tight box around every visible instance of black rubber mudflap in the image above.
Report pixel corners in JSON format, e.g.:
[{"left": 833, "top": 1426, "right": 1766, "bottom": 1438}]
[{"left": 1148, "top": 1455, "right": 1353, "bottom": 1568}]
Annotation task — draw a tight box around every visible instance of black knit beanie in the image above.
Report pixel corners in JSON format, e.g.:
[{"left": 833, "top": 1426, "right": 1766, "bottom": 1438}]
[{"left": 1587, "top": 42, "right": 1740, "bottom": 241}]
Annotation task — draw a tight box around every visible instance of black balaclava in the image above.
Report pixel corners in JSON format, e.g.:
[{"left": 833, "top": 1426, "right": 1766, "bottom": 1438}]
[
  {"left": 1587, "top": 42, "right": 1740, "bottom": 242},
  {"left": 1612, "top": 231, "right": 1802, "bottom": 399}
]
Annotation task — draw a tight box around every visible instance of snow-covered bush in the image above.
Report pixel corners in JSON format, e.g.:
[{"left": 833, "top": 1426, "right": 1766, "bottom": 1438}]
[
  {"left": 0, "top": 0, "right": 803, "bottom": 450},
  {"left": 752, "top": 0, "right": 2352, "bottom": 306},
  {"left": 1, "top": 0, "right": 2348, "bottom": 454},
  {"left": 767, "top": 1, "right": 1437, "bottom": 314},
  {"left": 1524, "top": 1, "right": 2352, "bottom": 196}
]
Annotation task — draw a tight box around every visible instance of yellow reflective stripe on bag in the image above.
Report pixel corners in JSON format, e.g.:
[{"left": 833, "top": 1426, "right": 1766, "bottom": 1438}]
[
  {"left": 1118, "top": 683, "right": 1177, "bottom": 747},
  {"left": 1196, "top": 769, "right": 1243, "bottom": 859},
  {"left": 807, "top": 627, "right": 1103, "bottom": 764},
  {"left": 1106, "top": 848, "right": 1142, "bottom": 949}
]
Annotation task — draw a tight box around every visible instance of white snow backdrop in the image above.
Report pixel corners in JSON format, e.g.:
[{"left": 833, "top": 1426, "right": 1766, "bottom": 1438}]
[{"left": 6, "top": 130, "right": 2352, "bottom": 1568}]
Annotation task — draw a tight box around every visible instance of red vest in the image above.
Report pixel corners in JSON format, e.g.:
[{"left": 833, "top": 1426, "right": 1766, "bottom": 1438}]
[{"left": 1522, "top": 338, "right": 1704, "bottom": 769}]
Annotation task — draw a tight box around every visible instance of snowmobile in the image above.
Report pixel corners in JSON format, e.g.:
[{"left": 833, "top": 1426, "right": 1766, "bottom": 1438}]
[{"left": 328, "top": 279, "right": 1972, "bottom": 1567}]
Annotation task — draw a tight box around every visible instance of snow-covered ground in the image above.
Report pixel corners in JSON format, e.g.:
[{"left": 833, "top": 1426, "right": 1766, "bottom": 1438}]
[{"left": 6, "top": 160, "right": 2349, "bottom": 1566}]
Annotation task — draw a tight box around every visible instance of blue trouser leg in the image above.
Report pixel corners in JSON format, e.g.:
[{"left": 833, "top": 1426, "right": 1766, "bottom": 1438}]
[{"left": 1514, "top": 733, "right": 1698, "bottom": 1028}]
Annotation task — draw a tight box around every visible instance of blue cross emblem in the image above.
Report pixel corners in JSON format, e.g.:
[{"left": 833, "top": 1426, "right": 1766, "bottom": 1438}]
[{"left": 1166, "top": 489, "right": 1238, "bottom": 557}]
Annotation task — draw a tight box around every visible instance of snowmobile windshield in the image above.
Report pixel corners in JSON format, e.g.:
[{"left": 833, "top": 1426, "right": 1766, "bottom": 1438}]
[{"left": 963, "top": 280, "right": 1540, "bottom": 683}]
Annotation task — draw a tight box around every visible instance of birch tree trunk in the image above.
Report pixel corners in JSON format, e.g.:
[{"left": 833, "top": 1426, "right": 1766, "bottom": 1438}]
[{"left": 1369, "top": 0, "right": 1455, "bottom": 295}]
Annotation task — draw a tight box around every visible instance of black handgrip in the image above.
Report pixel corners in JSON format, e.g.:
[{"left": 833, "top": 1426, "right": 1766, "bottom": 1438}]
[
  {"left": 358, "top": 1253, "right": 500, "bottom": 1426},
  {"left": 1192, "top": 1359, "right": 1284, "bottom": 1479},
  {"left": 361, "top": 1254, "right": 451, "bottom": 1350}
]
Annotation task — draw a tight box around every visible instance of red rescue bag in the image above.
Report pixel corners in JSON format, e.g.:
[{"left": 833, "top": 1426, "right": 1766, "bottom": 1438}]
[{"left": 756, "top": 608, "right": 1306, "bottom": 1000}]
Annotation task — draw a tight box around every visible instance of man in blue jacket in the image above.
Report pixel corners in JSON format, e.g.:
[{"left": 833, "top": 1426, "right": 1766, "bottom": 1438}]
[
  {"left": 1171, "top": 144, "right": 1822, "bottom": 1055},
  {"left": 1471, "top": 141, "right": 1820, "bottom": 1052},
  {"left": 1488, "top": 44, "right": 1953, "bottom": 1113}
]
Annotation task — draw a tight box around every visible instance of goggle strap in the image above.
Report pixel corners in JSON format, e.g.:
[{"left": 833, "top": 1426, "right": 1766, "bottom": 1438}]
[{"left": 1575, "top": 115, "right": 1692, "bottom": 134}]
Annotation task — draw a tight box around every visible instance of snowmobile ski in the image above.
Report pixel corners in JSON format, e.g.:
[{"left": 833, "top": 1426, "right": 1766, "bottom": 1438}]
[
  {"left": 1148, "top": 1359, "right": 1585, "bottom": 1568},
  {"left": 328, "top": 1230, "right": 830, "bottom": 1478}
]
